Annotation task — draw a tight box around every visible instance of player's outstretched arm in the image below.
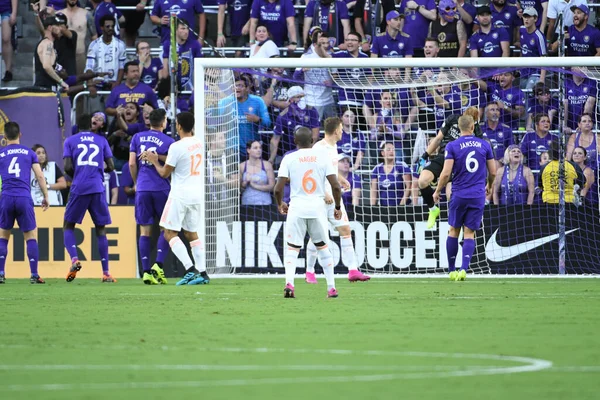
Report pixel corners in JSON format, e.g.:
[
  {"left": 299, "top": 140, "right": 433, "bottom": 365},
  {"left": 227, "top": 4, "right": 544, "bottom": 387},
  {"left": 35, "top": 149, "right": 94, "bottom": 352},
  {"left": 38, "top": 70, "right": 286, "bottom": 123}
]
[
  {"left": 144, "top": 151, "right": 174, "bottom": 178},
  {"left": 32, "top": 163, "right": 50, "bottom": 211}
]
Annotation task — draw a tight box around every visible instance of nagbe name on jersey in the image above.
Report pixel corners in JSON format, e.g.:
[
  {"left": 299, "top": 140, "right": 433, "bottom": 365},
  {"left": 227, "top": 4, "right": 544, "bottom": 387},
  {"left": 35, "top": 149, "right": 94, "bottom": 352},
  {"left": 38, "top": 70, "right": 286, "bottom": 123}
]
[
  {"left": 459, "top": 140, "right": 482, "bottom": 150},
  {"left": 0, "top": 148, "right": 28, "bottom": 157},
  {"left": 299, "top": 156, "right": 317, "bottom": 163},
  {"left": 140, "top": 136, "right": 165, "bottom": 147}
]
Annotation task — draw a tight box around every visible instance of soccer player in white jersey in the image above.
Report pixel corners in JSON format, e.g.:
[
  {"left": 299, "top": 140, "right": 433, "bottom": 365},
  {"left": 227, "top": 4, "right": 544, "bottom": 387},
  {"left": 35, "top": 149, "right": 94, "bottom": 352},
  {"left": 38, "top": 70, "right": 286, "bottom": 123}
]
[
  {"left": 142, "top": 112, "right": 209, "bottom": 286},
  {"left": 308, "top": 117, "right": 371, "bottom": 283},
  {"left": 274, "top": 127, "right": 343, "bottom": 299}
]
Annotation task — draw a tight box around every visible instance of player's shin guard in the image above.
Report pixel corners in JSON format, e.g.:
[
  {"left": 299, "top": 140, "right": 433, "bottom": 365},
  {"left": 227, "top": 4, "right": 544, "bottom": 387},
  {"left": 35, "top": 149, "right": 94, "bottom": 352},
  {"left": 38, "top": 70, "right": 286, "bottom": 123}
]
[
  {"left": 446, "top": 236, "right": 459, "bottom": 272},
  {"left": 306, "top": 240, "right": 317, "bottom": 274},
  {"left": 139, "top": 235, "right": 151, "bottom": 272},
  {"left": 284, "top": 246, "right": 300, "bottom": 286},
  {"left": 26, "top": 239, "right": 39, "bottom": 276},
  {"left": 97, "top": 235, "right": 110, "bottom": 274},
  {"left": 156, "top": 231, "right": 169, "bottom": 264},
  {"left": 461, "top": 238, "right": 475, "bottom": 271},
  {"left": 169, "top": 237, "right": 193, "bottom": 269},
  {"left": 420, "top": 185, "right": 436, "bottom": 208},
  {"left": 190, "top": 239, "right": 206, "bottom": 272},
  {"left": 317, "top": 245, "right": 335, "bottom": 289},
  {"left": 0, "top": 238, "right": 8, "bottom": 274},
  {"left": 63, "top": 229, "right": 79, "bottom": 262},
  {"left": 340, "top": 235, "right": 358, "bottom": 271}
]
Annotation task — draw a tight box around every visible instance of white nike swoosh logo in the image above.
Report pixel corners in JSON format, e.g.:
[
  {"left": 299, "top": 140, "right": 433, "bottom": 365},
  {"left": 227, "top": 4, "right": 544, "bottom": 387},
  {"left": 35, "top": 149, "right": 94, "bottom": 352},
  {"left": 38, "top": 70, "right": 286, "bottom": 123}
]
[{"left": 485, "top": 229, "right": 579, "bottom": 262}]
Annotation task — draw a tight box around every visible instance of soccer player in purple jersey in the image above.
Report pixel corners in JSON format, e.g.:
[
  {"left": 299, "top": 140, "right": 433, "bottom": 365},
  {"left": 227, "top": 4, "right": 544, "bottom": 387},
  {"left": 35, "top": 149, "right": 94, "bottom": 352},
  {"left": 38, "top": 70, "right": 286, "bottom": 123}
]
[
  {"left": 433, "top": 115, "right": 496, "bottom": 281},
  {"left": 129, "top": 109, "right": 175, "bottom": 285},
  {"left": 63, "top": 115, "right": 116, "bottom": 283},
  {"left": 0, "top": 122, "right": 49, "bottom": 284}
]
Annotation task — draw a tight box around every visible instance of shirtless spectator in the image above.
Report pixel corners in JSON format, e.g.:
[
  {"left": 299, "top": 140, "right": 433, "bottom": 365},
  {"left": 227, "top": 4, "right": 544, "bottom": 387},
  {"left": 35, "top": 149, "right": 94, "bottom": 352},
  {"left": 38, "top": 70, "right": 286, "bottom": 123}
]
[{"left": 57, "top": 0, "right": 97, "bottom": 74}]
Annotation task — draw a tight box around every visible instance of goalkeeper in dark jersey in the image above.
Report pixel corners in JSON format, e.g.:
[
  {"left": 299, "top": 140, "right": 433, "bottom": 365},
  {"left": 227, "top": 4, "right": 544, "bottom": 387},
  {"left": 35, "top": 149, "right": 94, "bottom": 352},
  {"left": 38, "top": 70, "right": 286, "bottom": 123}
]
[{"left": 417, "top": 107, "right": 483, "bottom": 229}]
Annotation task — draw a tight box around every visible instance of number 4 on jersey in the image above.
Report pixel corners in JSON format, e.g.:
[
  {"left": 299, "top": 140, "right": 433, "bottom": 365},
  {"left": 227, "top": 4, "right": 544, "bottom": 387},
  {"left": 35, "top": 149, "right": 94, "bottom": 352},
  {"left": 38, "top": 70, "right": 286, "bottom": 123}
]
[{"left": 8, "top": 156, "right": 20, "bottom": 177}]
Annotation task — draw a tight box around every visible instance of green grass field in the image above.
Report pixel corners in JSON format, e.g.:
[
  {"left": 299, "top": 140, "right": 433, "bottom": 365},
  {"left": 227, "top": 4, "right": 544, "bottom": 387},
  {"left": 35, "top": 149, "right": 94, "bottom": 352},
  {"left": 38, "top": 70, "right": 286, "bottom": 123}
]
[{"left": 0, "top": 277, "right": 599, "bottom": 400}]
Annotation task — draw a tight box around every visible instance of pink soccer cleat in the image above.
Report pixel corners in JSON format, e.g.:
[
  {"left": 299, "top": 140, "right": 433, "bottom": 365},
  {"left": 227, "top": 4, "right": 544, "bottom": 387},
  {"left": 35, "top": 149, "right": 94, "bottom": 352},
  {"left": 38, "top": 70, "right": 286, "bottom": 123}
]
[
  {"left": 327, "top": 288, "right": 339, "bottom": 298},
  {"left": 305, "top": 272, "right": 317, "bottom": 284},
  {"left": 284, "top": 283, "right": 295, "bottom": 298},
  {"left": 348, "top": 270, "right": 371, "bottom": 282}
]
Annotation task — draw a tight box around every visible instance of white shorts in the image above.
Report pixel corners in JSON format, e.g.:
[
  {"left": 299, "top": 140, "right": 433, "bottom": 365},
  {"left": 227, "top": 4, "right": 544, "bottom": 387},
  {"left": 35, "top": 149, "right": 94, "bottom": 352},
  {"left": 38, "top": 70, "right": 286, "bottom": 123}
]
[
  {"left": 159, "top": 197, "right": 201, "bottom": 232},
  {"left": 326, "top": 201, "right": 350, "bottom": 228},
  {"left": 285, "top": 211, "right": 329, "bottom": 247}
]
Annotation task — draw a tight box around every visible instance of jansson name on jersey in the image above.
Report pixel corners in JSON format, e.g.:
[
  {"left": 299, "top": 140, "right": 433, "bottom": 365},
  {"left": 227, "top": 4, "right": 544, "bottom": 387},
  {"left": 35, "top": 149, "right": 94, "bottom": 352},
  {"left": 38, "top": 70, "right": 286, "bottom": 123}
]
[{"left": 459, "top": 140, "right": 482, "bottom": 150}]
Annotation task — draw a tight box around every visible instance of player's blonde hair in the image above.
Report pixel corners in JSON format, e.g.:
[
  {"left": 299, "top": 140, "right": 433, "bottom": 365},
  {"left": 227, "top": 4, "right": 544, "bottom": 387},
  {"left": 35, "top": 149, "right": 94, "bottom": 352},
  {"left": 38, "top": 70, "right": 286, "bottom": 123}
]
[{"left": 458, "top": 115, "right": 474, "bottom": 133}]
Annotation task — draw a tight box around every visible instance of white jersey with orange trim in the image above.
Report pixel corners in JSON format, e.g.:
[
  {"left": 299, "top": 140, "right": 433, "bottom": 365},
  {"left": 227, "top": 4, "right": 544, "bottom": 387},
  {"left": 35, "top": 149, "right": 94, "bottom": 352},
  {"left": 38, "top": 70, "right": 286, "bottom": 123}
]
[
  {"left": 165, "top": 136, "right": 204, "bottom": 204},
  {"left": 312, "top": 138, "right": 339, "bottom": 195},
  {"left": 278, "top": 147, "right": 336, "bottom": 218}
]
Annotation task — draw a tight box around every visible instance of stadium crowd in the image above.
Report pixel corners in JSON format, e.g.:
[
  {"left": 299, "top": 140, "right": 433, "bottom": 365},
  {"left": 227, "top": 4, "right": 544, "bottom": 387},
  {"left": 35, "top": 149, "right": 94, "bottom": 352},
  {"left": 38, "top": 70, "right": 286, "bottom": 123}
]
[{"left": 4, "top": 0, "right": 600, "bottom": 208}]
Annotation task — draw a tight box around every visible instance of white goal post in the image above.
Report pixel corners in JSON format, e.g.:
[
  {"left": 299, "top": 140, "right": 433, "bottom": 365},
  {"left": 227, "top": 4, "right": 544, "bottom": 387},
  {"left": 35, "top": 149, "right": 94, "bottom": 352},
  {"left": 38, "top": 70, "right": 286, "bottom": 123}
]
[{"left": 194, "top": 56, "right": 600, "bottom": 276}]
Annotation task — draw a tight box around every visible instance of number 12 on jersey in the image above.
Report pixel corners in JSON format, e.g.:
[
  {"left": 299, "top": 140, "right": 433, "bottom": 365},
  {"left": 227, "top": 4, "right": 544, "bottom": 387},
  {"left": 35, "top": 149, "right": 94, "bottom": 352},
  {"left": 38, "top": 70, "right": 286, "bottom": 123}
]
[{"left": 190, "top": 154, "right": 202, "bottom": 176}]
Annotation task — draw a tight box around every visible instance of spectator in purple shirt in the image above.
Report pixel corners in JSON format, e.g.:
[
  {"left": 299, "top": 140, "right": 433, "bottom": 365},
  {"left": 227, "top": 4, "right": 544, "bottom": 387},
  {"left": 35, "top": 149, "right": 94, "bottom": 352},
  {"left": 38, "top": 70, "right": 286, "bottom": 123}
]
[
  {"left": 217, "top": 0, "right": 251, "bottom": 56},
  {"left": 565, "top": 4, "right": 600, "bottom": 57},
  {"left": 520, "top": 113, "right": 558, "bottom": 171},
  {"left": 469, "top": 6, "right": 510, "bottom": 60},
  {"left": 370, "top": 141, "right": 412, "bottom": 206},
  {"left": 525, "top": 83, "right": 558, "bottom": 131},
  {"left": 490, "top": 0, "right": 521, "bottom": 46},
  {"left": 332, "top": 31, "right": 370, "bottom": 109},
  {"left": 519, "top": 7, "right": 547, "bottom": 89},
  {"left": 136, "top": 41, "right": 162, "bottom": 89},
  {"left": 486, "top": 71, "right": 525, "bottom": 130},
  {"left": 371, "top": 11, "right": 414, "bottom": 59},
  {"left": 564, "top": 67, "right": 597, "bottom": 131},
  {"left": 150, "top": 0, "right": 205, "bottom": 45},
  {"left": 303, "top": 0, "right": 351, "bottom": 48},
  {"left": 338, "top": 153, "right": 362, "bottom": 207},
  {"left": 482, "top": 102, "right": 514, "bottom": 166},
  {"left": 249, "top": 0, "right": 297, "bottom": 50},
  {"left": 400, "top": 0, "right": 437, "bottom": 54},
  {"left": 519, "top": 0, "right": 547, "bottom": 29},
  {"left": 105, "top": 61, "right": 159, "bottom": 118},
  {"left": 339, "top": 109, "right": 366, "bottom": 170},
  {"left": 456, "top": 0, "right": 476, "bottom": 39},
  {"left": 109, "top": 101, "right": 140, "bottom": 169}
]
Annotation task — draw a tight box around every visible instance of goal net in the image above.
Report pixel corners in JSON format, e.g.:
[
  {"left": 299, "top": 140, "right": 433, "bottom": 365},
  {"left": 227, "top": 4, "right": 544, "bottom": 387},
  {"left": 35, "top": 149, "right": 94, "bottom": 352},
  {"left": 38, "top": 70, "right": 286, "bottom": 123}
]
[{"left": 195, "top": 57, "right": 600, "bottom": 275}]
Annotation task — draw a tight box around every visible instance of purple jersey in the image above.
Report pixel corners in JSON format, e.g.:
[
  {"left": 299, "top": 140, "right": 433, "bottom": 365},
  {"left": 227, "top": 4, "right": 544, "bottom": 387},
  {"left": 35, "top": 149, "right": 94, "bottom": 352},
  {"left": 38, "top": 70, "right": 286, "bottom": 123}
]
[
  {"left": 488, "top": 83, "right": 525, "bottom": 129},
  {"left": 469, "top": 28, "right": 509, "bottom": 58},
  {"left": 565, "top": 77, "right": 596, "bottom": 128},
  {"left": 130, "top": 130, "right": 175, "bottom": 192},
  {"left": 151, "top": 0, "right": 205, "bottom": 44},
  {"left": 338, "top": 129, "right": 366, "bottom": 159},
  {"left": 332, "top": 50, "right": 370, "bottom": 105},
  {"left": 364, "top": 88, "right": 411, "bottom": 115},
  {"left": 370, "top": 161, "right": 411, "bottom": 206},
  {"left": 499, "top": 164, "right": 529, "bottom": 205},
  {"left": 490, "top": 4, "right": 521, "bottom": 44},
  {"left": 574, "top": 131, "right": 598, "bottom": 170},
  {"left": 458, "top": 85, "right": 486, "bottom": 113},
  {"left": 567, "top": 24, "right": 600, "bottom": 57},
  {"left": 218, "top": 0, "right": 251, "bottom": 37},
  {"left": 140, "top": 58, "right": 163, "bottom": 88},
  {"left": 63, "top": 132, "right": 113, "bottom": 195},
  {"left": 0, "top": 144, "right": 39, "bottom": 197},
  {"left": 400, "top": 0, "right": 436, "bottom": 48},
  {"left": 482, "top": 122, "right": 514, "bottom": 160},
  {"left": 106, "top": 82, "right": 159, "bottom": 110},
  {"left": 95, "top": 2, "right": 123, "bottom": 38},
  {"left": 519, "top": 0, "right": 547, "bottom": 28},
  {"left": 519, "top": 26, "right": 547, "bottom": 78},
  {"left": 273, "top": 106, "right": 320, "bottom": 154},
  {"left": 459, "top": 2, "right": 477, "bottom": 38},
  {"left": 370, "top": 31, "right": 413, "bottom": 57},
  {"left": 305, "top": 0, "right": 349, "bottom": 44},
  {"left": 162, "top": 38, "right": 203, "bottom": 91},
  {"left": 519, "top": 131, "right": 558, "bottom": 171},
  {"left": 250, "top": 0, "right": 296, "bottom": 47},
  {"left": 341, "top": 172, "right": 362, "bottom": 207},
  {"left": 445, "top": 135, "right": 494, "bottom": 199}
]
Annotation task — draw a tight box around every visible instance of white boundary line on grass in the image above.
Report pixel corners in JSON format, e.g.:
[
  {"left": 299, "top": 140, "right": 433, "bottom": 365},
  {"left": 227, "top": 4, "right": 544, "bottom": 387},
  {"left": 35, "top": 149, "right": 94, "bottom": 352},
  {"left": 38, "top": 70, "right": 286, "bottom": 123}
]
[
  {"left": 211, "top": 274, "right": 600, "bottom": 279},
  {"left": 0, "top": 347, "right": 553, "bottom": 392}
]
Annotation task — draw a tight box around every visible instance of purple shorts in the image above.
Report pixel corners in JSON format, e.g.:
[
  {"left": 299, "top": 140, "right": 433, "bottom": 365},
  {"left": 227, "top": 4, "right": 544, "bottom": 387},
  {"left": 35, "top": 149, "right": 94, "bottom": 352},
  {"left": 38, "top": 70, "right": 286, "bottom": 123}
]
[
  {"left": 0, "top": 195, "right": 36, "bottom": 232},
  {"left": 448, "top": 196, "right": 485, "bottom": 231},
  {"left": 135, "top": 190, "right": 169, "bottom": 225},
  {"left": 64, "top": 192, "right": 112, "bottom": 225}
]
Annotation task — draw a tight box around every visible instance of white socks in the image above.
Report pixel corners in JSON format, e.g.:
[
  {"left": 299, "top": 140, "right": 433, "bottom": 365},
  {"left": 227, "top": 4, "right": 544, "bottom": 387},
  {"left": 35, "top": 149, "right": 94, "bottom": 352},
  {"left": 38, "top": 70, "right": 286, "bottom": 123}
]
[
  {"left": 169, "top": 237, "right": 193, "bottom": 269},
  {"left": 340, "top": 235, "right": 358, "bottom": 271},
  {"left": 190, "top": 239, "right": 206, "bottom": 272},
  {"left": 306, "top": 240, "right": 318, "bottom": 273},
  {"left": 285, "top": 246, "right": 300, "bottom": 286},
  {"left": 317, "top": 245, "right": 335, "bottom": 289}
]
